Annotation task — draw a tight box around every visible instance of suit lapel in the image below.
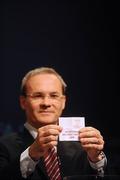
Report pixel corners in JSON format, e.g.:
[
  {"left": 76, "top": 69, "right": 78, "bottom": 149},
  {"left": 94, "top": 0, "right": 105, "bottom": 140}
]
[
  {"left": 18, "top": 128, "right": 34, "bottom": 150},
  {"left": 37, "top": 157, "right": 49, "bottom": 179}
]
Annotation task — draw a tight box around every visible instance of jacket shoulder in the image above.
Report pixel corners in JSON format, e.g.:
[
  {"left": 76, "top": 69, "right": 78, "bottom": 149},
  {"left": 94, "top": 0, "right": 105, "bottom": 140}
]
[{"left": 0, "top": 132, "right": 23, "bottom": 156}]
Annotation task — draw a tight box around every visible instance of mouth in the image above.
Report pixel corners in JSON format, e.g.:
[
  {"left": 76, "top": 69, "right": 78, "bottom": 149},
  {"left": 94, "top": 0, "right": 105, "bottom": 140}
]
[
  {"left": 39, "top": 111, "right": 54, "bottom": 114},
  {"left": 40, "top": 110, "right": 53, "bottom": 112}
]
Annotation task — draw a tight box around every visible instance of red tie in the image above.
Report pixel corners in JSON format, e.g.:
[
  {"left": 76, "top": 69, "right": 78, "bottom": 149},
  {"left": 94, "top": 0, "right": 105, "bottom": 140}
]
[{"left": 44, "top": 147, "right": 62, "bottom": 180}]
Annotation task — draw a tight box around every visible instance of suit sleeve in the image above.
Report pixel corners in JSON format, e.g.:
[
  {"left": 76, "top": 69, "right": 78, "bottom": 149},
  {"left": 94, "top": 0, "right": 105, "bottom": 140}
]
[{"left": 0, "top": 137, "right": 24, "bottom": 180}]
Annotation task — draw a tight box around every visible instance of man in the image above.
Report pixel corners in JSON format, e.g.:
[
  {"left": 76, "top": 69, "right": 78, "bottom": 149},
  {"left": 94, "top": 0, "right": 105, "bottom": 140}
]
[{"left": 0, "top": 67, "right": 107, "bottom": 180}]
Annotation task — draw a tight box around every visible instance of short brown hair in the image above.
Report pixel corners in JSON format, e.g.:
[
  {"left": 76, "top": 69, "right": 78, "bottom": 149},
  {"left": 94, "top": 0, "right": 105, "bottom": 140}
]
[{"left": 20, "top": 67, "right": 67, "bottom": 96}]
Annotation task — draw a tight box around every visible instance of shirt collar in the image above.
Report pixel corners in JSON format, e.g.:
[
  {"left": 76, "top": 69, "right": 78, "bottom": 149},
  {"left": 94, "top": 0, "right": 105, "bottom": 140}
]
[{"left": 24, "top": 122, "right": 38, "bottom": 139}]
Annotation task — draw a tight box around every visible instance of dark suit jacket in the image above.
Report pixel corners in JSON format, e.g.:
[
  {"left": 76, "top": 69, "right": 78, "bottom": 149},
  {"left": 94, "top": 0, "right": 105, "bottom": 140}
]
[{"left": 0, "top": 128, "right": 106, "bottom": 180}]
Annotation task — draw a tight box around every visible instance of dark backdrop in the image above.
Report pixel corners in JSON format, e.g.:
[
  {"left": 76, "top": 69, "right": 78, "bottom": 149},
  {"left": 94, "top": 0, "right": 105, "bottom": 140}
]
[{"left": 1, "top": 1, "right": 119, "bottom": 156}]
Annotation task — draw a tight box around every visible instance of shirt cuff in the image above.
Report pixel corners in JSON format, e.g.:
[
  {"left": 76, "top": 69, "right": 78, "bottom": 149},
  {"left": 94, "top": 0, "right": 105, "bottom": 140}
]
[
  {"left": 20, "top": 147, "right": 39, "bottom": 178},
  {"left": 89, "top": 156, "right": 107, "bottom": 169},
  {"left": 89, "top": 154, "right": 107, "bottom": 177}
]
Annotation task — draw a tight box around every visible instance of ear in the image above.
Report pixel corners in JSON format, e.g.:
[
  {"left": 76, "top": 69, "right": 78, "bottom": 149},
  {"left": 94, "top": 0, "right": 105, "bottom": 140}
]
[
  {"left": 62, "top": 95, "right": 66, "bottom": 110},
  {"left": 19, "top": 95, "right": 26, "bottom": 110}
]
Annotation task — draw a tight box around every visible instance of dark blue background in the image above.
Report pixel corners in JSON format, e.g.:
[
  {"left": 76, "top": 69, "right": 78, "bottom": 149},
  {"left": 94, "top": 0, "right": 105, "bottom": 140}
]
[
  {"left": 0, "top": 0, "right": 120, "bottom": 172},
  {"left": 1, "top": 1, "right": 119, "bottom": 155}
]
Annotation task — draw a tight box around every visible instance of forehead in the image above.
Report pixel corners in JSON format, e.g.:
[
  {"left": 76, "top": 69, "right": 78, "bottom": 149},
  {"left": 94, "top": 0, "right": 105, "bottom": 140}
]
[{"left": 26, "top": 73, "right": 62, "bottom": 92}]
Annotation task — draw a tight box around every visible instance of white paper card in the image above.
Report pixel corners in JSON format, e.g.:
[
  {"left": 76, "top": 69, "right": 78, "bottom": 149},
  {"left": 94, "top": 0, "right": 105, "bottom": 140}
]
[{"left": 59, "top": 117, "right": 85, "bottom": 141}]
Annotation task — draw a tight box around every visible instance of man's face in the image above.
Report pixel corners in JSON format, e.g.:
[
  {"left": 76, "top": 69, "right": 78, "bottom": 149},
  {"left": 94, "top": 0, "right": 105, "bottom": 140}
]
[{"left": 20, "top": 74, "right": 66, "bottom": 128}]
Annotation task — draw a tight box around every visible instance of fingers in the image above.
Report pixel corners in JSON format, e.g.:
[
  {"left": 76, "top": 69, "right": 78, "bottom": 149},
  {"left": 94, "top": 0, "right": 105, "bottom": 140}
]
[
  {"left": 37, "top": 125, "right": 62, "bottom": 151},
  {"left": 80, "top": 137, "right": 103, "bottom": 145},
  {"left": 79, "top": 127, "right": 103, "bottom": 140},
  {"left": 80, "top": 139, "right": 104, "bottom": 151},
  {"left": 79, "top": 126, "right": 104, "bottom": 151},
  {"left": 38, "top": 124, "right": 62, "bottom": 137},
  {"left": 29, "top": 125, "right": 62, "bottom": 160},
  {"left": 80, "top": 127, "right": 101, "bottom": 137}
]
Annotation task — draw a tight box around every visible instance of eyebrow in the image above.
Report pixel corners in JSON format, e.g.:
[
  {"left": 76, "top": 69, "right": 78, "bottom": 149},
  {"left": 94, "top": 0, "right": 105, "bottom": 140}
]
[{"left": 28, "top": 92, "right": 62, "bottom": 95}]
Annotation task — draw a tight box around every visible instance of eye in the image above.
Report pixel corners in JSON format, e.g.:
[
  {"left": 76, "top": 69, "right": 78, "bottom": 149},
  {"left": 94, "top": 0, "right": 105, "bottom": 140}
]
[
  {"left": 51, "top": 94, "right": 58, "bottom": 98},
  {"left": 32, "top": 93, "right": 43, "bottom": 99},
  {"left": 50, "top": 94, "right": 60, "bottom": 100}
]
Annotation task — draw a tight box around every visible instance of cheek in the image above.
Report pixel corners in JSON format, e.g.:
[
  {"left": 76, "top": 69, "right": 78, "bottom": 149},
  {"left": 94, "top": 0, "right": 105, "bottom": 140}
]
[
  {"left": 26, "top": 102, "right": 37, "bottom": 112},
  {"left": 56, "top": 103, "right": 65, "bottom": 113},
  {"left": 25, "top": 104, "right": 38, "bottom": 118},
  {"left": 31, "top": 103, "right": 39, "bottom": 111}
]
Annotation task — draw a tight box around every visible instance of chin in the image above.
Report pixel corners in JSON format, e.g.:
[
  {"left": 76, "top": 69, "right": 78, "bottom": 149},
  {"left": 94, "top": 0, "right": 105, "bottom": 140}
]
[{"left": 38, "top": 116, "right": 57, "bottom": 125}]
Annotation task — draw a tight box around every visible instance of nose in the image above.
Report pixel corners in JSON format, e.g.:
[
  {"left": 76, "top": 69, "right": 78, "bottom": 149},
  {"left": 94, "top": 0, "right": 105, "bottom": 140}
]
[{"left": 40, "top": 96, "right": 51, "bottom": 108}]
